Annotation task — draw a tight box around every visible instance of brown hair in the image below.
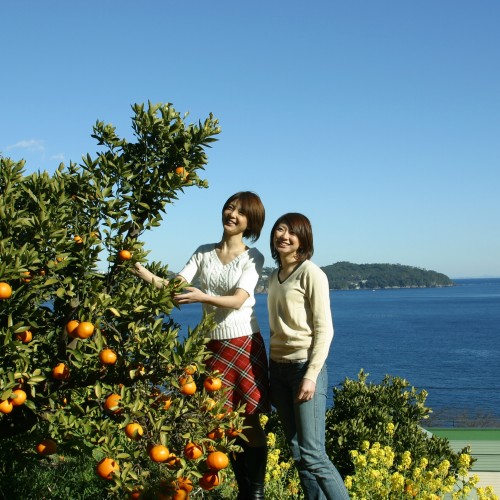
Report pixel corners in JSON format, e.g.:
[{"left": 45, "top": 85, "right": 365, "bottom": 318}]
[
  {"left": 222, "top": 191, "right": 265, "bottom": 242},
  {"left": 270, "top": 213, "right": 314, "bottom": 265}
]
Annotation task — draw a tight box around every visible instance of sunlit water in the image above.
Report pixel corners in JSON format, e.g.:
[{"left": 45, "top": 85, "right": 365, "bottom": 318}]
[{"left": 171, "top": 279, "right": 500, "bottom": 419}]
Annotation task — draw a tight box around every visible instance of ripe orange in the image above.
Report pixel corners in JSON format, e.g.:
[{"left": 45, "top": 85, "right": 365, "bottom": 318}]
[
  {"left": 65, "top": 320, "right": 80, "bottom": 338},
  {"left": 99, "top": 349, "right": 117, "bottom": 365},
  {"left": 96, "top": 457, "right": 119, "bottom": 480},
  {"left": 74, "top": 235, "right": 83, "bottom": 244},
  {"left": 176, "top": 477, "right": 194, "bottom": 493},
  {"left": 206, "top": 451, "right": 229, "bottom": 471},
  {"left": 225, "top": 426, "right": 242, "bottom": 438},
  {"left": 16, "top": 330, "right": 32, "bottom": 343},
  {"left": 175, "top": 166, "right": 185, "bottom": 176},
  {"left": 204, "top": 376, "right": 222, "bottom": 392},
  {"left": 125, "top": 422, "right": 144, "bottom": 440},
  {"left": 118, "top": 249, "right": 132, "bottom": 261},
  {"left": 183, "top": 442, "right": 203, "bottom": 460},
  {"left": 127, "top": 489, "right": 142, "bottom": 500},
  {"left": 10, "top": 389, "right": 27, "bottom": 407},
  {"left": 184, "top": 364, "right": 197, "bottom": 375},
  {"left": 76, "top": 321, "right": 95, "bottom": 339},
  {"left": 104, "top": 393, "right": 122, "bottom": 414},
  {"left": 206, "top": 427, "right": 224, "bottom": 440},
  {"left": 149, "top": 444, "right": 170, "bottom": 462},
  {"left": 0, "top": 399, "right": 13, "bottom": 414},
  {"left": 0, "top": 282, "right": 12, "bottom": 299},
  {"left": 36, "top": 438, "right": 57, "bottom": 456},
  {"left": 171, "top": 489, "right": 188, "bottom": 500},
  {"left": 201, "top": 398, "right": 216, "bottom": 411},
  {"left": 179, "top": 375, "right": 196, "bottom": 395},
  {"left": 165, "top": 452, "right": 181, "bottom": 469},
  {"left": 21, "top": 271, "right": 32, "bottom": 283},
  {"left": 199, "top": 471, "right": 221, "bottom": 490},
  {"left": 180, "top": 381, "right": 197, "bottom": 395},
  {"left": 52, "top": 363, "right": 70, "bottom": 380},
  {"left": 162, "top": 397, "right": 172, "bottom": 410}
]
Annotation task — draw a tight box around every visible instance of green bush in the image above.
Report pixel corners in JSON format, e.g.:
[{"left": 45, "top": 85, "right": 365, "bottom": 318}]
[{"left": 325, "top": 370, "right": 469, "bottom": 478}]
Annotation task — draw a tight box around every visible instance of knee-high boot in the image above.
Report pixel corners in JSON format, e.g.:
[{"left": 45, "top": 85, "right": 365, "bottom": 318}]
[
  {"left": 244, "top": 444, "right": 267, "bottom": 499},
  {"left": 230, "top": 441, "right": 251, "bottom": 500}
]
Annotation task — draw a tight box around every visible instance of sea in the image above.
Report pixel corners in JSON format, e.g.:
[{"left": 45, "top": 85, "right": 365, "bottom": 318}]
[{"left": 171, "top": 278, "right": 500, "bottom": 424}]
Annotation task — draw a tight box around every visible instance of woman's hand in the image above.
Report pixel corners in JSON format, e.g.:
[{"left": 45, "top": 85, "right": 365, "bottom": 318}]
[
  {"left": 296, "top": 378, "right": 316, "bottom": 402},
  {"left": 174, "top": 286, "right": 206, "bottom": 304},
  {"left": 132, "top": 263, "right": 168, "bottom": 288}
]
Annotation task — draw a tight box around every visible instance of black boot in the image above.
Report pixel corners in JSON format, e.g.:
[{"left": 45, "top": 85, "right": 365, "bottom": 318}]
[
  {"left": 244, "top": 444, "right": 267, "bottom": 500},
  {"left": 230, "top": 441, "right": 251, "bottom": 500}
]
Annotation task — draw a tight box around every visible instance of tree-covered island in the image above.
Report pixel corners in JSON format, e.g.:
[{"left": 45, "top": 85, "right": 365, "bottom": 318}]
[{"left": 258, "top": 262, "right": 453, "bottom": 292}]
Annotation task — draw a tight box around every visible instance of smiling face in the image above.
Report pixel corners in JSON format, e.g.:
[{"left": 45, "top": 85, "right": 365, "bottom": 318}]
[
  {"left": 270, "top": 213, "right": 314, "bottom": 265},
  {"left": 222, "top": 199, "right": 249, "bottom": 237},
  {"left": 273, "top": 222, "right": 301, "bottom": 261}
]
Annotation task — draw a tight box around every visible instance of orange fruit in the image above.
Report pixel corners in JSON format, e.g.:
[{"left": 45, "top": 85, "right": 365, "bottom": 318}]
[
  {"left": 104, "top": 393, "right": 122, "bottom": 414},
  {"left": 118, "top": 249, "right": 132, "bottom": 261},
  {"left": 183, "top": 442, "right": 203, "bottom": 460},
  {"left": 225, "top": 426, "right": 242, "bottom": 438},
  {"left": 65, "top": 320, "right": 80, "bottom": 338},
  {"left": 149, "top": 444, "right": 170, "bottom": 462},
  {"left": 171, "top": 489, "right": 188, "bottom": 500},
  {"left": 21, "top": 271, "right": 32, "bottom": 283},
  {"left": 125, "top": 422, "right": 144, "bottom": 440},
  {"left": 74, "top": 235, "right": 83, "bottom": 244},
  {"left": 0, "top": 399, "right": 13, "bottom": 414},
  {"left": 175, "top": 166, "right": 185, "bottom": 176},
  {"left": 180, "top": 381, "right": 197, "bottom": 395},
  {"left": 206, "top": 451, "right": 229, "bottom": 471},
  {"left": 204, "top": 376, "right": 222, "bottom": 392},
  {"left": 162, "top": 397, "right": 172, "bottom": 410},
  {"left": 165, "top": 452, "right": 181, "bottom": 469},
  {"left": 184, "top": 364, "right": 197, "bottom": 375},
  {"left": 202, "top": 398, "right": 216, "bottom": 411},
  {"left": 16, "top": 330, "right": 32, "bottom": 343},
  {"left": 99, "top": 348, "right": 117, "bottom": 365},
  {"left": 176, "top": 477, "right": 194, "bottom": 493},
  {"left": 76, "top": 321, "right": 95, "bottom": 339},
  {"left": 206, "top": 427, "right": 224, "bottom": 440},
  {"left": 36, "top": 438, "right": 57, "bottom": 455},
  {"left": 179, "top": 375, "right": 196, "bottom": 395},
  {"left": 0, "top": 282, "right": 12, "bottom": 299},
  {"left": 199, "top": 471, "right": 221, "bottom": 490},
  {"left": 10, "top": 389, "right": 27, "bottom": 407},
  {"left": 52, "top": 363, "right": 70, "bottom": 380},
  {"left": 96, "top": 457, "right": 119, "bottom": 480}
]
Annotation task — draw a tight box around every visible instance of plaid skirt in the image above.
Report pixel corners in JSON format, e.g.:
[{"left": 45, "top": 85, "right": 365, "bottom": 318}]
[{"left": 206, "top": 332, "right": 271, "bottom": 415}]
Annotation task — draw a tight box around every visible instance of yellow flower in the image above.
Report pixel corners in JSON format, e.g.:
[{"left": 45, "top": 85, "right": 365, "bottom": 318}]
[
  {"left": 259, "top": 414, "right": 269, "bottom": 428},
  {"left": 386, "top": 422, "right": 395, "bottom": 436},
  {"left": 400, "top": 450, "right": 412, "bottom": 470},
  {"left": 361, "top": 440, "right": 370, "bottom": 451},
  {"left": 345, "top": 476, "right": 353, "bottom": 489}
]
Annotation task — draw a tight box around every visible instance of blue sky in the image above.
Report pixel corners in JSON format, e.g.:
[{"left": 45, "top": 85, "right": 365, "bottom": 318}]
[{"left": 1, "top": 1, "right": 499, "bottom": 278}]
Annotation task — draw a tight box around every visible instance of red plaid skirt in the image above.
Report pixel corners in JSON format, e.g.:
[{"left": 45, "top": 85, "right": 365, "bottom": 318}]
[{"left": 206, "top": 332, "right": 271, "bottom": 415}]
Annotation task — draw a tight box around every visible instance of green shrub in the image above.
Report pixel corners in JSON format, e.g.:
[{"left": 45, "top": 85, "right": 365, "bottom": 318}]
[{"left": 325, "top": 370, "right": 469, "bottom": 478}]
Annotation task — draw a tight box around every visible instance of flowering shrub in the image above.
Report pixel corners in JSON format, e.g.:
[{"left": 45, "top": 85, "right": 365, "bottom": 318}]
[
  {"left": 345, "top": 424, "right": 498, "bottom": 500},
  {"left": 260, "top": 414, "right": 302, "bottom": 499},
  {"left": 326, "top": 371, "right": 469, "bottom": 477}
]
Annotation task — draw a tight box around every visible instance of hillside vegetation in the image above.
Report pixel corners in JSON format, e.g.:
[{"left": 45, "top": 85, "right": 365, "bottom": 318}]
[{"left": 259, "top": 262, "right": 453, "bottom": 291}]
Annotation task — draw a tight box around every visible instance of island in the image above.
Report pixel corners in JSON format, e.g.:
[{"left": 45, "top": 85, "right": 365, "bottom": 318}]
[{"left": 257, "top": 262, "right": 453, "bottom": 292}]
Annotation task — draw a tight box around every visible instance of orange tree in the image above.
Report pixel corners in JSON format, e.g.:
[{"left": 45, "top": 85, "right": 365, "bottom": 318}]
[{"left": 0, "top": 102, "right": 244, "bottom": 498}]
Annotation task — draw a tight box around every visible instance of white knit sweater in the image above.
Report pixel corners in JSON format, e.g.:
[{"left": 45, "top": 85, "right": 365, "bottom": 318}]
[{"left": 178, "top": 243, "right": 264, "bottom": 340}]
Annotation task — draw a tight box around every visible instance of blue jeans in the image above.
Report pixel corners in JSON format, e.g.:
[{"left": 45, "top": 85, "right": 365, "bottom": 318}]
[{"left": 270, "top": 360, "right": 350, "bottom": 500}]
